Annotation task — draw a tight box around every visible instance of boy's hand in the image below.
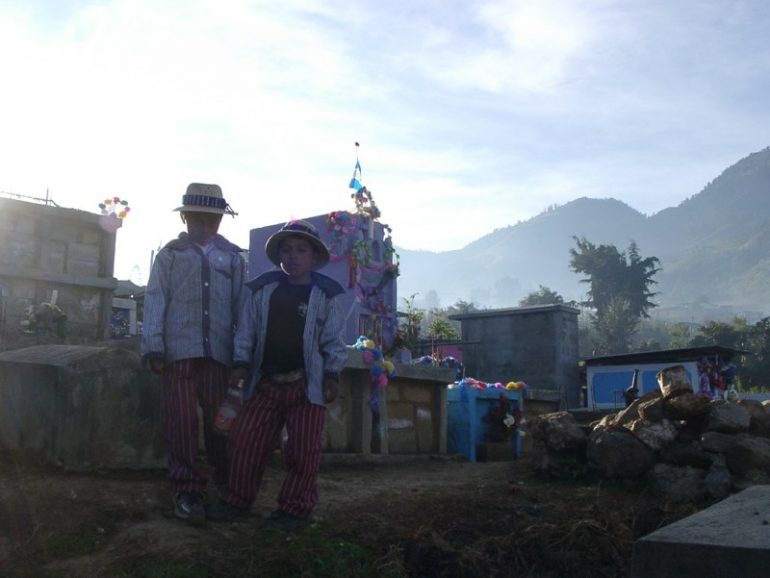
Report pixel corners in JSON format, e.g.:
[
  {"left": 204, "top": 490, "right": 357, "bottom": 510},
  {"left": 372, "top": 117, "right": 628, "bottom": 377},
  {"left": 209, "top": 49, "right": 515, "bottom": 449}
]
[
  {"left": 149, "top": 358, "right": 165, "bottom": 374},
  {"left": 230, "top": 367, "right": 249, "bottom": 387},
  {"left": 323, "top": 379, "right": 338, "bottom": 404}
]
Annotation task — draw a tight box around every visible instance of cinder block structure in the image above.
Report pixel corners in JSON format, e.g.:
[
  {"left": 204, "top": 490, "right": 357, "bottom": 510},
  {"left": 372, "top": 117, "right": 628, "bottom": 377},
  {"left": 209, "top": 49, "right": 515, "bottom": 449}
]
[
  {"left": 0, "top": 197, "right": 120, "bottom": 348},
  {"left": 450, "top": 304, "right": 581, "bottom": 408}
]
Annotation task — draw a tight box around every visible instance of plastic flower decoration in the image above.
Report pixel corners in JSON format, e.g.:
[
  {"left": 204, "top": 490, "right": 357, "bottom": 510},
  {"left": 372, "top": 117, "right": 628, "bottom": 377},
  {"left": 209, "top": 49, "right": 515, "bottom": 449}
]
[
  {"left": 350, "top": 335, "right": 397, "bottom": 388},
  {"left": 98, "top": 197, "right": 131, "bottom": 220},
  {"left": 505, "top": 380, "right": 528, "bottom": 391}
]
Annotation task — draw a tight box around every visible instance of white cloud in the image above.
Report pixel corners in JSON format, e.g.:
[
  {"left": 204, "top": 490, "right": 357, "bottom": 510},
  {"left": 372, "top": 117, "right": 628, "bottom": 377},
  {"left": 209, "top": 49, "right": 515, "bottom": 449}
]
[{"left": 1, "top": 0, "right": 768, "bottom": 284}]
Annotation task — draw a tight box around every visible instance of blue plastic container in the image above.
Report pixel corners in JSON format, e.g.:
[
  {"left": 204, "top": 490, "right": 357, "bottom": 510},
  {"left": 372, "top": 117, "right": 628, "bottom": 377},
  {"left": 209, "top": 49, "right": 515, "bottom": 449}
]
[{"left": 447, "top": 386, "right": 524, "bottom": 462}]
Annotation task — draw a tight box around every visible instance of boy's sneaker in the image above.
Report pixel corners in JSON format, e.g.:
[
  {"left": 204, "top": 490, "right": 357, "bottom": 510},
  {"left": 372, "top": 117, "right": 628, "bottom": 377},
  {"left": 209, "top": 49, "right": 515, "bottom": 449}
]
[
  {"left": 174, "top": 491, "right": 206, "bottom": 524},
  {"left": 261, "top": 509, "right": 310, "bottom": 532},
  {"left": 206, "top": 500, "right": 250, "bottom": 522}
]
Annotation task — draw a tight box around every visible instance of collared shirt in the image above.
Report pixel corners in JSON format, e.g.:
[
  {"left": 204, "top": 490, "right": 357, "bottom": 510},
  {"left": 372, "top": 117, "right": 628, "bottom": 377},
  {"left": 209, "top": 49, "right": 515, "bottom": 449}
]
[
  {"left": 141, "top": 232, "right": 246, "bottom": 367},
  {"left": 233, "top": 270, "right": 348, "bottom": 406}
]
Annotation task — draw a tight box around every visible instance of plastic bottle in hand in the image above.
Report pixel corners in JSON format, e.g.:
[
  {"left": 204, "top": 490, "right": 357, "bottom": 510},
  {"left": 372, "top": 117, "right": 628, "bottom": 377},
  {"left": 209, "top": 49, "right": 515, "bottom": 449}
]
[{"left": 214, "top": 379, "right": 244, "bottom": 435}]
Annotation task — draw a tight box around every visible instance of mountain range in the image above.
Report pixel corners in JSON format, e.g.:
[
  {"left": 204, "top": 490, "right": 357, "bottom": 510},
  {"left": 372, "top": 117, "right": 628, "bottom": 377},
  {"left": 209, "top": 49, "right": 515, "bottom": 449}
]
[{"left": 396, "top": 147, "right": 770, "bottom": 321}]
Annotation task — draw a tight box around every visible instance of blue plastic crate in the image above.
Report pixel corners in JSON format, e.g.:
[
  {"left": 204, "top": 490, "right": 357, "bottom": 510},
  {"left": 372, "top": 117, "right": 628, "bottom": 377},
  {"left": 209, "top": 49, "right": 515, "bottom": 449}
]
[{"left": 447, "top": 386, "right": 524, "bottom": 462}]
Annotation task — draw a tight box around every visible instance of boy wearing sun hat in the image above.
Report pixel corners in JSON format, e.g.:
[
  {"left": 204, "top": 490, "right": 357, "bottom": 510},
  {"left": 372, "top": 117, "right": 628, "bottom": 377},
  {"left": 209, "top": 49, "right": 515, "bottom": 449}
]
[
  {"left": 141, "top": 183, "right": 246, "bottom": 524},
  {"left": 207, "top": 219, "right": 347, "bottom": 530}
]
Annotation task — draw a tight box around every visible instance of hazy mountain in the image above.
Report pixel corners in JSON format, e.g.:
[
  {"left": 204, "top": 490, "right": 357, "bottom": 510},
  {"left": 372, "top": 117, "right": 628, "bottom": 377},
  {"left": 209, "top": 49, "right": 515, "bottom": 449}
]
[{"left": 397, "top": 147, "right": 770, "bottom": 318}]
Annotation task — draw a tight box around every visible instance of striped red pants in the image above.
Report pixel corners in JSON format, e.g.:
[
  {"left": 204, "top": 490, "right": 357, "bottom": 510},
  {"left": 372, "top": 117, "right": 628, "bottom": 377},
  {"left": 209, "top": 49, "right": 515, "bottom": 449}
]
[
  {"left": 226, "top": 377, "right": 326, "bottom": 519},
  {"left": 161, "top": 358, "right": 229, "bottom": 494}
]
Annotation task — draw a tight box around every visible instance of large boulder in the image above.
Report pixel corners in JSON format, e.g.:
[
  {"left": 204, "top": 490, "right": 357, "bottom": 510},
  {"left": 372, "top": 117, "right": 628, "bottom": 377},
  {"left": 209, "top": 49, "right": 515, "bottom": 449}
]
[
  {"left": 587, "top": 428, "right": 656, "bottom": 478},
  {"left": 722, "top": 435, "right": 770, "bottom": 476},
  {"left": 700, "top": 430, "right": 744, "bottom": 454},
  {"left": 638, "top": 396, "right": 667, "bottom": 422},
  {"left": 703, "top": 455, "right": 732, "bottom": 500},
  {"left": 527, "top": 411, "right": 587, "bottom": 452},
  {"left": 663, "top": 393, "right": 711, "bottom": 421},
  {"left": 626, "top": 418, "right": 679, "bottom": 452},
  {"left": 648, "top": 463, "right": 706, "bottom": 502},
  {"left": 704, "top": 401, "right": 751, "bottom": 433},
  {"left": 737, "top": 399, "right": 770, "bottom": 437},
  {"left": 659, "top": 439, "right": 716, "bottom": 469}
]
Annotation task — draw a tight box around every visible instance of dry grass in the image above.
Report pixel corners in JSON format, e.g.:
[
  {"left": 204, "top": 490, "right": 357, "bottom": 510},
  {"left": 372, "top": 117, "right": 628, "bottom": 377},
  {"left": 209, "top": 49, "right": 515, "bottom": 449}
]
[{"left": 0, "top": 453, "right": 700, "bottom": 577}]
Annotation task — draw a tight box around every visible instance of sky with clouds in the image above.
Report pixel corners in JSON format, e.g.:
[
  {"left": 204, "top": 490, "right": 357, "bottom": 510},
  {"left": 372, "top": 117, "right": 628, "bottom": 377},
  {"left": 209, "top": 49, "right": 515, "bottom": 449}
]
[{"left": 1, "top": 0, "right": 768, "bottom": 283}]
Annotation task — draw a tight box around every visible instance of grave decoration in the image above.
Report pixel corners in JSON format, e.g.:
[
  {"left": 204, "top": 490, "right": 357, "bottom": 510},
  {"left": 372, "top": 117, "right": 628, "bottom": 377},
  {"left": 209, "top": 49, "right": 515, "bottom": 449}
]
[
  {"left": 328, "top": 146, "right": 399, "bottom": 348},
  {"left": 350, "top": 335, "right": 398, "bottom": 413},
  {"left": 448, "top": 377, "right": 528, "bottom": 392},
  {"left": 483, "top": 392, "right": 524, "bottom": 442},
  {"left": 98, "top": 196, "right": 131, "bottom": 220},
  {"left": 447, "top": 377, "right": 527, "bottom": 460}
]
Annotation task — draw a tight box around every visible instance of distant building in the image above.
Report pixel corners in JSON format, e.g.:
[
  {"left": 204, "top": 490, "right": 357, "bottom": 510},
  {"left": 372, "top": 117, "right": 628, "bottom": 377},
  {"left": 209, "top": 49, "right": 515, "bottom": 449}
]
[
  {"left": 0, "top": 196, "right": 120, "bottom": 349},
  {"left": 450, "top": 304, "right": 581, "bottom": 408},
  {"left": 583, "top": 345, "right": 749, "bottom": 410}
]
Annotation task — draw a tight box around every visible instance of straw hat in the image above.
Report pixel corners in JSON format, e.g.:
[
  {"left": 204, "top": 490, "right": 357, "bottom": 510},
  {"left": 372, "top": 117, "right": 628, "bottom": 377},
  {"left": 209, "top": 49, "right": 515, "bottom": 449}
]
[
  {"left": 265, "top": 220, "right": 330, "bottom": 269},
  {"left": 174, "top": 183, "right": 237, "bottom": 216}
]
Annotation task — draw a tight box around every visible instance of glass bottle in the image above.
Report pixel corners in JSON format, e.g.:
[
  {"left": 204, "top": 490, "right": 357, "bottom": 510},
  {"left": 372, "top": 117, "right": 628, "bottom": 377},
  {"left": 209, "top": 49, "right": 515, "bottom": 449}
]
[{"left": 214, "top": 379, "right": 245, "bottom": 435}]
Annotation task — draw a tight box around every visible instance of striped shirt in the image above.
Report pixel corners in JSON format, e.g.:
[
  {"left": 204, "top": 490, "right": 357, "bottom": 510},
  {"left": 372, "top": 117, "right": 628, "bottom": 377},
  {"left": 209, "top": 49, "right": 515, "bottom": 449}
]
[{"left": 141, "top": 232, "right": 246, "bottom": 367}]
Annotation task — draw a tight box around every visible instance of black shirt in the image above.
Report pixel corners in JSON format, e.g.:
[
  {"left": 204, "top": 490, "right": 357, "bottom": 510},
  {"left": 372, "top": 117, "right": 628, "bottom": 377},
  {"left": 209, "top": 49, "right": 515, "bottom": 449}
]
[{"left": 261, "top": 280, "right": 313, "bottom": 375}]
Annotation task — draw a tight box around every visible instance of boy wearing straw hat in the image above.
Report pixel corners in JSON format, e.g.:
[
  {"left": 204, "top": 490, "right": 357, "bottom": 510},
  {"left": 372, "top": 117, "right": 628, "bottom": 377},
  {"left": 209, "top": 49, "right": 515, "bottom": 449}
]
[
  {"left": 207, "top": 219, "right": 347, "bottom": 530},
  {"left": 141, "top": 183, "right": 246, "bottom": 523}
]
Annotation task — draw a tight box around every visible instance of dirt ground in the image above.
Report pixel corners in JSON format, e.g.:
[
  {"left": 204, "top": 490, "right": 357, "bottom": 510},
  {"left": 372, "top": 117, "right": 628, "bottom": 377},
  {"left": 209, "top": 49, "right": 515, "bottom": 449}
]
[{"left": 0, "top": 451, "right": 699, "bottom": 577}]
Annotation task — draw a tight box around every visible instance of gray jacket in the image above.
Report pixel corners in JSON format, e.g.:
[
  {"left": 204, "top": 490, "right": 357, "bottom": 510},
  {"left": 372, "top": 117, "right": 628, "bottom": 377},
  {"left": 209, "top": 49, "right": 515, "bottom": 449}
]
[
  {"left": 234, "top": 270, "right": 348, "bottom": 405},
  {"left": 141, "top": 233, "right": 246, "bottom": 367}
]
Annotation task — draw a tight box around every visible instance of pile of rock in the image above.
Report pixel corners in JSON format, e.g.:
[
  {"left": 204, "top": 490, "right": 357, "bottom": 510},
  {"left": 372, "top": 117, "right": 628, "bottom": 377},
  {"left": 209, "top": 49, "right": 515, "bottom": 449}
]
[{"left": 527, "top": 382, "right": 770, "bottom": 503}]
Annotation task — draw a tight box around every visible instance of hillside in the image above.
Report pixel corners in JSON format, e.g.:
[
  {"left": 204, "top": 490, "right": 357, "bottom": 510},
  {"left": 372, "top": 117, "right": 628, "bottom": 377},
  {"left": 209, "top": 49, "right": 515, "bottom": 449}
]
[{"left": 397, "top": 147, "right": 770, "bottom": 318}]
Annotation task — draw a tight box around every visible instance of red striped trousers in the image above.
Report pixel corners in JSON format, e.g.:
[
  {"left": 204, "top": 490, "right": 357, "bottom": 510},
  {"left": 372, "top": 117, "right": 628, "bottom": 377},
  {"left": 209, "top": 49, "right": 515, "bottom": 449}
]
[
  {"left": 161, "top": 358, "right": 229, "bottom": 494},
  {"left": 226, "top": 378, "right": 326, "bottom": 519}
]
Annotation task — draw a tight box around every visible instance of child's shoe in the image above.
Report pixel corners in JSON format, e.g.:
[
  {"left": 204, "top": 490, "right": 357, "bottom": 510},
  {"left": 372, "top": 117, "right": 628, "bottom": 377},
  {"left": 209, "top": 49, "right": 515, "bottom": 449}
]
[
  {"left": 262, "top": 509, "right": 310, "bottom": 531},
  {"left": 174, "top": 492, "right": 206, "bottom": 524}
]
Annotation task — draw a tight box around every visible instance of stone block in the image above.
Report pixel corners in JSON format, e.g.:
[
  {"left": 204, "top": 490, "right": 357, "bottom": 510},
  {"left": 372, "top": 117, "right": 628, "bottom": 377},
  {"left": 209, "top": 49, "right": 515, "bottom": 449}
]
[
  {"left": 632, "top": 485, "right": 770, "bottom": 577},
  {"left": 324, "top": 400, "right": 349, "bottom": 451},
  {"left": 0, "top": 345, "right": 165, "bottom": 470},
  {"left": 388, "top": 427, "right": 417, "bottom": 454},
  {"left": 385, "top": 383, "right": 401, "bottom": 402},
  {"left": 399, "top": 382, "right": 434, "bottom": 403},
  {"left": 67, "top": 242, "right": 102, "bottom": 277}
]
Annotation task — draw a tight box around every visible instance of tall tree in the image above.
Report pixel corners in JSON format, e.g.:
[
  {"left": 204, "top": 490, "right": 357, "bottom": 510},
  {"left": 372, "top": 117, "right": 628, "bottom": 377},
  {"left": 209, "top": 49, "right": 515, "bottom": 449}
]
[
  {"left": 624, "top": 242, "right": 661, "bottom": 319},
  {"left": 569, "top": 237, "right": 660, "bottom": 319},
  {"left": 569, "top": 237, "right": 660, "bottom": 354},
  {"left": 592, "top": 296, "right": 641, "bottom": 354}
]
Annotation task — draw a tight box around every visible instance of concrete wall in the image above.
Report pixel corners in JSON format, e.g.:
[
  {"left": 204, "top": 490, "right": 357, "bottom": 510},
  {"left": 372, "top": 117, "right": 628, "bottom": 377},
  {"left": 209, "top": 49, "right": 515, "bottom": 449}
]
[
  {"left": 0, "top": 345, "right": 454, "bottom": 471},
  {"left": 327, "top": 349, "right": 454, "bottom": 455},
  {"left": 451, "top": 304, "right": 581, "bottom": 409},
  {"left": 0, "top": 345, "right": 164, "bottom": 470},
  {"left": 0, "top": 198, "right": 120, "bottom": 349}
]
